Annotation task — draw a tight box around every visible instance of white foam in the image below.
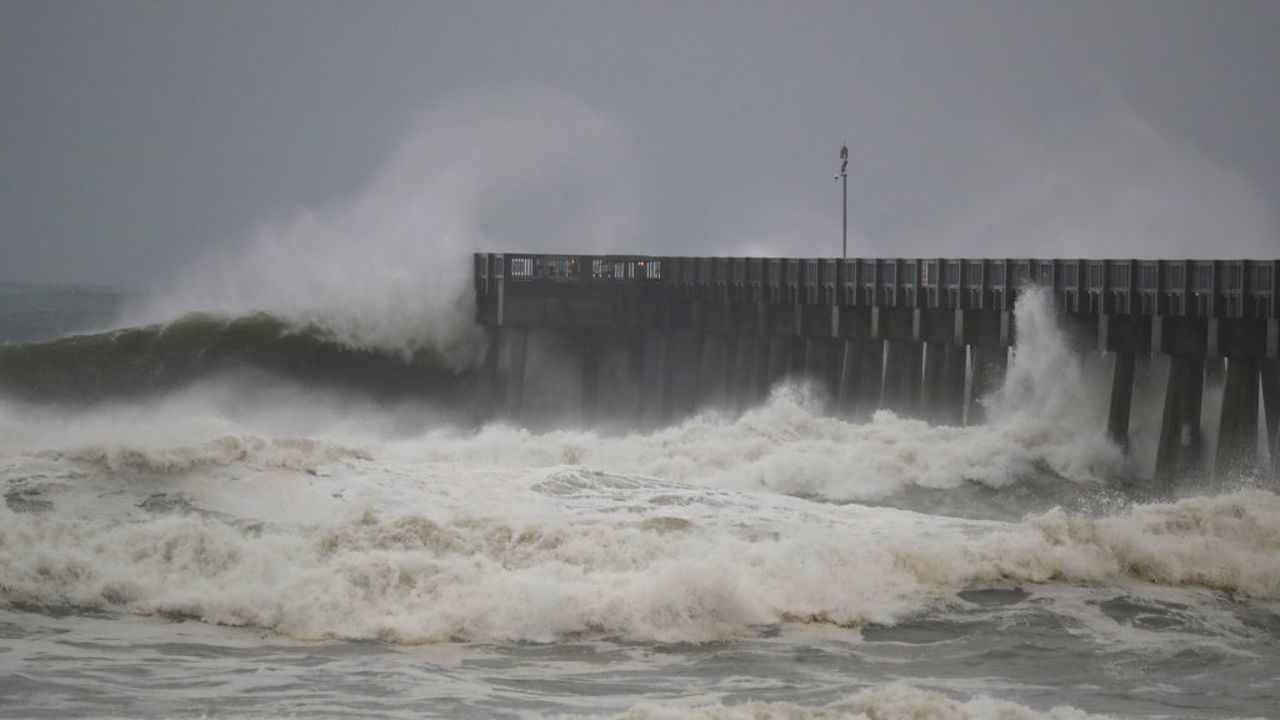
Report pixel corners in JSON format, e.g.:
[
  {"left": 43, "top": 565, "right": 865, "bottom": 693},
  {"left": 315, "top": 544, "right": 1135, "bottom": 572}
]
[
  {"left": 915, "top": 489, "right": 1280, "bottom": 599},
  {"left": 379, "top": 289, "right": 1124, "bottom": 499},
  {"left": 3, "top": 425, "right": 1277, "bottom": 645},
  {"left": 553, "top": 682, "right": 1107, "bottom": 719}
]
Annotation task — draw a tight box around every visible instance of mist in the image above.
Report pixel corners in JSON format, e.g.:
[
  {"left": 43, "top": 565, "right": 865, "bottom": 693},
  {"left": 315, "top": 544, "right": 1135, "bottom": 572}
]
[{"left": 122, "top": 89, "right": 635, "bottom": 359}]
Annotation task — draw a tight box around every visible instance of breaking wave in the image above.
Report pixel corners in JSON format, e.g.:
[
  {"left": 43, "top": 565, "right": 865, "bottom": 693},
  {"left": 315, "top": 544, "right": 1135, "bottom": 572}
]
[
  {"left": 3, "top": 450, "right": 1276, "bottom": 644},
  {"left": 0, "top": 312, "right": 475, "bottom": 404}
]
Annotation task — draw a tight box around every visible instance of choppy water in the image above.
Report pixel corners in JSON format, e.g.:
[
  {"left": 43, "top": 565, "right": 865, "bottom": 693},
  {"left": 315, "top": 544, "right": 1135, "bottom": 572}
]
[{"left": 1, "top": 286, "right": 1277, "bottom": 719}]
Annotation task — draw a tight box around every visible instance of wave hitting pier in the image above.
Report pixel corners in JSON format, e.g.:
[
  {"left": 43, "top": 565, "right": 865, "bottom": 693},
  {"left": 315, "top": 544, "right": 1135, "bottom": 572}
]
[{"left": 475, "top": 254, "right": 1280, "bottom": 485}]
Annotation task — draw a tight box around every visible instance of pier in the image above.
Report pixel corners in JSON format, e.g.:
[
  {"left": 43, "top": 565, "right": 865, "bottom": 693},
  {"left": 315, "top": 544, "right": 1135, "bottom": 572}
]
[{"left": 475, "top": 254, "right": 1280, "bottom": 485}]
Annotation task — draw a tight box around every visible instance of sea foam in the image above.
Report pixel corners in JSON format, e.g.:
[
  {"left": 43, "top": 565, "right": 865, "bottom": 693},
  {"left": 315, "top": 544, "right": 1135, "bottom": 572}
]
[
  {"left": 3, "top": 451, "right": 1277, "bottom": 645},
  {"left": 556, "top": 683, "right": 1107, "bottom": 720}
]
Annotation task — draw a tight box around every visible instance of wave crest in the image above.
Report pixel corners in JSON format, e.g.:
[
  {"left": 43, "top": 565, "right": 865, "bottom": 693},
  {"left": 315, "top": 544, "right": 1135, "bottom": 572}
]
[
  {"left": 3, "top": 486, "right": 1276, "bottom": 644},
  {"left": 0, "top": 311, "right": 472, "bottom": 403},
  {"left": 45, "top": 435, "right": 372, "bottom": 476}
]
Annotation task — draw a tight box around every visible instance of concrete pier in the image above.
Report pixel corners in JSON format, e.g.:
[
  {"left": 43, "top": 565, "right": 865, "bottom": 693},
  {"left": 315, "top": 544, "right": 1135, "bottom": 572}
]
[
  {"left": 579, "top": 329, "right": 601, "bottom": 421},
  {"left": 475, "top": 254, "right": 1279, "bottom": 486},
  {"left": 881, "top": 340, "right": 922, "bottom": 415},
  {"left": 967, "top": 345, "right": 1007, "bottom": 425},
  {"left": 1155, "top": 354, "right": 1206, "bottom": 482},
  {"left": 507, "top": 326, "right": 528, "bottom": 419},
  {"left": 1263, "top": 360, "right": 1280, "bottom": 480},
  {"left": 1216, "top": 357, "right": 1260, "bottom": 480},
  {"left": 922, "top": 342, "right": 965, "bottom": 425},
  {"left": 1107, "top": 351, "right": 1137, "bottom": 449}
]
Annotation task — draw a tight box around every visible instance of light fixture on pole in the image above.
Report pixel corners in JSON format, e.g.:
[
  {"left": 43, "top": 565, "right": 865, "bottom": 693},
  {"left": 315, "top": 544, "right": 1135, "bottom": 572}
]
[{"left": 835, "top": 145, "right": 849, "bottom": 259}]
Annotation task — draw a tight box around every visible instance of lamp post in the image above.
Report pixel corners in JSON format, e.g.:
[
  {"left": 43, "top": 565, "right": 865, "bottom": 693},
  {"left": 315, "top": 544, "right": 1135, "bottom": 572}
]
[{"left": 835, "top": 145, "right": 849, "bottom": 259}]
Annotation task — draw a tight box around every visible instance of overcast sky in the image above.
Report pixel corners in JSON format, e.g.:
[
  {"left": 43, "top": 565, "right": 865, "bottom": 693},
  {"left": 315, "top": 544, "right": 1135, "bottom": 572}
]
[{"left": 3, "top": 0, "right": 1278, "bottom": 289}]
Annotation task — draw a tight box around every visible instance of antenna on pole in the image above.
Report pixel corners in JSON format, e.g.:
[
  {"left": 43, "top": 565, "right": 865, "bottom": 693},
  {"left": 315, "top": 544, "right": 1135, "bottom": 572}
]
[{"left": 835, "top": 145, "right": 849, "bottom": 259}]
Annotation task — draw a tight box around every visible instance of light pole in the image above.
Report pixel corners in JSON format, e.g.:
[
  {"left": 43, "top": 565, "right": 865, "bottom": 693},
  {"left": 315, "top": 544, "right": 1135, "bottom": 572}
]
[{"left": 835, "top": 145, "right": 849, "bottom": 259}]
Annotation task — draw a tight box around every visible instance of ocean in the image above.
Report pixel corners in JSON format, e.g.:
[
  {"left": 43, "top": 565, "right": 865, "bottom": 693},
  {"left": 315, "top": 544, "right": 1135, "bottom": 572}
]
[{"left": 1, "top": 281, "right": 1277, "bottom": 719}]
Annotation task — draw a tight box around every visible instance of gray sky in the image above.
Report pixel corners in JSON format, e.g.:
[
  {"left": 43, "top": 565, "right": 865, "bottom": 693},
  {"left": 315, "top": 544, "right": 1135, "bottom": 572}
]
[{"left": 3, "top": 0, "right": 1279, "bottom": 289}]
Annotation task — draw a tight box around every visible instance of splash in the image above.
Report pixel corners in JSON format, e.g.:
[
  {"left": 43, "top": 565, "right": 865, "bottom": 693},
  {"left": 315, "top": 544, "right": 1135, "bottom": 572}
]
[
  {"left": 984, "top": 287, "right": 1125, "bottom": 481},
  {"left": 122, "top": 89, "right": 634, "bottom": 363}
]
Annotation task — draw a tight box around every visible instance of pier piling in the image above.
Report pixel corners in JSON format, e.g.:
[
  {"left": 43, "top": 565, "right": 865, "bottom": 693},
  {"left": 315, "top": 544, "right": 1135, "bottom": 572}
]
[
  {"left": 1107, "top": 351, "right": 1137, "bottom": 449},
  {"left": 1216, "top": 357, "right": 1261, "bottom": 480},
  {"left": 1155, "top": 354, "right": 1206, "bottom": 483}
]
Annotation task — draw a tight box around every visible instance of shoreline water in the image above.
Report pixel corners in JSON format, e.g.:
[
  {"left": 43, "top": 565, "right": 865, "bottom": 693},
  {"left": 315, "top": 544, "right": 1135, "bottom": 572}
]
[{"left": 1, "top": 285, "right": 1276, "bottom": 719}]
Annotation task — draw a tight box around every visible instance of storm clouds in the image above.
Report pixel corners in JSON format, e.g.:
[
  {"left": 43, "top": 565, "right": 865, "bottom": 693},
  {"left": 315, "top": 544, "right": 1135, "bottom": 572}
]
[{"left": 2, "top": 0, "right": 1277, "bottom": 288}]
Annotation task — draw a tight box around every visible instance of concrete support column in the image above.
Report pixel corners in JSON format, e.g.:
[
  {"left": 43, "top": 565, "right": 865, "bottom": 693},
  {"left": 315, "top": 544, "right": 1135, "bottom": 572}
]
[
  {"left": 1262, "top": 359, "right": 1280, "bottom": 484},
  {"left": 1107, "top": 351, "right": 1137, "bottom": 449},
  {"left": 627, "top": 331, "right": 647, "bottom": 422},
  {"left": 881, "top": 340, "right": 923, "bottom": 416},
  {"left": 657, "top": 330, "right": 674, "bottom": 424},
  {"left": 506, "top": 327, "right": 528, "bottom": 420},
  {"left": 700, "top": 334, "right": 736, "bottom": 408},
  {"left": 667, "top": 328, "right": 701, "bottom": 421},
  {"left": 1155, "top": 355, "right": 1206, "bottom": 483},
  {"left": 752, "top": 334, "right": 773, "bottom": 402},
  {"left": 856, "top": 340, "right": 886, "bottom": 418},
  {"left": 479, "top": 326, "right": 502, "bottom": 421},
  {"left": 719, "top": 335, "right": 739, "bottom": 407},
  {"left": 967, "top": 345, "right": 1007, "bottom": 425},
  {"left": 728, "top": 334, "right": 757, "bottom": 408},
  {"left": 1205, "top": 357, "right": 1226, "bottom": 387},
  {"left": 765, "top": 335, "right": 789, "bottom": 389},
  {"left": 835, "top": 340, "right": 857, "bottom": 416},
  {"left": 1215, "top": 357, "right": 1261, "bottom": 480},
  {"left": 803, "top": 337, "right": 822, "bottom": 384},
  {"left": 789, "top": 336, "right": 808, "bottom": 379},
  {"left": 694, "top": 334, "right": 714, "bottom": 407},
  {"left": 738, "top": 334, "right": 766, "bottom": 401},
  {"left": 921, "top": 341, "right": 946, "bottom": 423},
  {"left": 691, "top": 332, "right": 706, "bottom": 408},
  {"left": 941, "top": 343, "right": 967, "bottom": 426},
  {"left": 823, "top": 338, "right": 844, "bottom": 409},
  {"left": 920, "top": 342, "right": 965, "bottom": 426},
  {"left": 801, "top": 337, "right": 841, "bottom": 403},
  {"left": 580, "top": 330, "right": 601, "bottom": 422},
  {"left": 1184, "top": 355, "right": 1206, "bottom": 470}
]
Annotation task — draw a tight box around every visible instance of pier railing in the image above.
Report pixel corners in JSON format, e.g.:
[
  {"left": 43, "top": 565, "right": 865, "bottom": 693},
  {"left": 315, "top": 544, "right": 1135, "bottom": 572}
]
[{"left": 476, "top": 254, "right": 1278, "bottom": 319}]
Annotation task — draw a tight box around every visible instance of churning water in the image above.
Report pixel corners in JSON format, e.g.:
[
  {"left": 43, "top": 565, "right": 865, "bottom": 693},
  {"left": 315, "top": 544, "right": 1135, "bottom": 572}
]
[{"left": 1, "top": 281, "right": 1277, "bottom": 720}]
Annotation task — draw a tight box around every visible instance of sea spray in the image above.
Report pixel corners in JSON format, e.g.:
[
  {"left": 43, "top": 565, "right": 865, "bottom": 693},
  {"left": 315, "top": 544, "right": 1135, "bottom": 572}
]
[
  {"left": 120, "top": 90, "right": 635, "bottom": 363},
  {"left": 983, "top": 287, "right": 1125, "bottom": 482}
]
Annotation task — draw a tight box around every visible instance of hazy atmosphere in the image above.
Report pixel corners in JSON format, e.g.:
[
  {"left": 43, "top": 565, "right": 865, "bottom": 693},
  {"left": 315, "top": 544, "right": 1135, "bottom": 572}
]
[
  {"left": 3, "top": 0, "right": 1278, "bottom": 289},
  {"left": 3, "top": 4, "right": 1280, "bottom": 719}
]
